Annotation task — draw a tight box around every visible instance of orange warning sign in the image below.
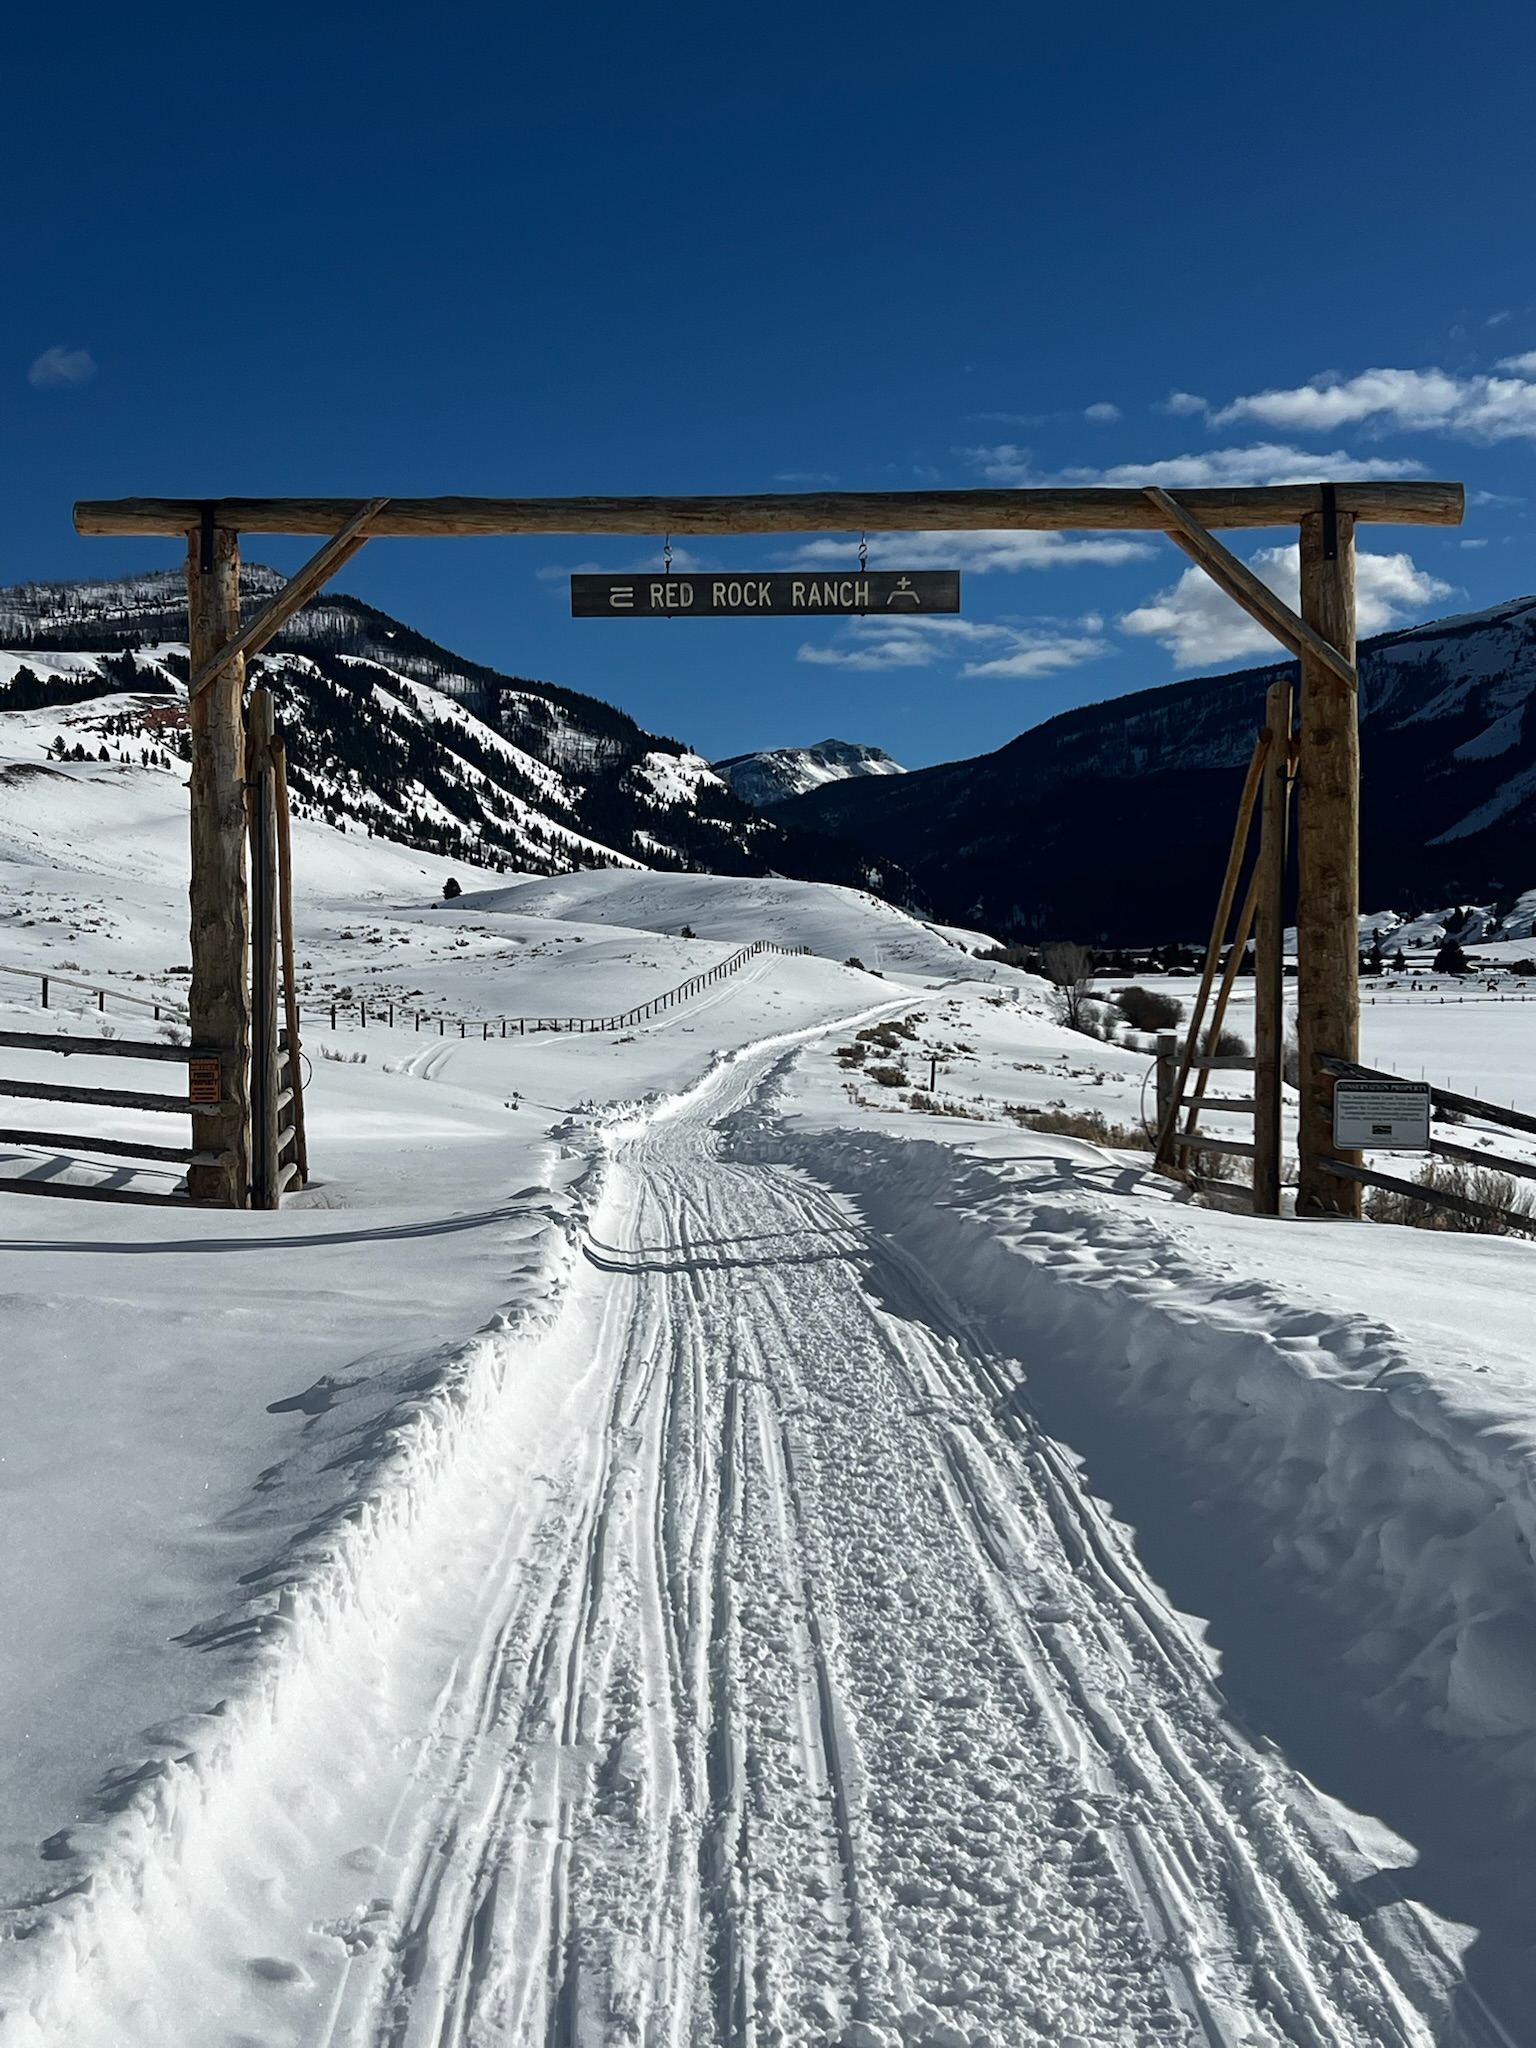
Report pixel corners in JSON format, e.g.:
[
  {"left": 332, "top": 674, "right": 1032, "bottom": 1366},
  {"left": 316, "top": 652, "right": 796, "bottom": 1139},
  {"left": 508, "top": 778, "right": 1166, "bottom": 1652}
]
[{"left": 188, "top": 1056, "right": 221, "bottom": 1107}]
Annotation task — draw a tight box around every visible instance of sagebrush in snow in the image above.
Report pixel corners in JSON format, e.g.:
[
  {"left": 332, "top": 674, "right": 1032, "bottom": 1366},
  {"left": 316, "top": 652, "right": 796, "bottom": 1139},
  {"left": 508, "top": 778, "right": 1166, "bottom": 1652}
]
[{"left": 1366, "top": 1160, "right": 1536, "bottom": 1236}]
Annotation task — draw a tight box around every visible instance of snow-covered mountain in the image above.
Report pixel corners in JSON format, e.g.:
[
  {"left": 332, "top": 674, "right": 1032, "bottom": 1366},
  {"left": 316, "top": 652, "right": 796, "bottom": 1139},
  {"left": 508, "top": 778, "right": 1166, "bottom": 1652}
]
[
  {"left": 0, "top": 571, "right": 914, "bottom": 898},
  {"left": 771, "top": 595, "right": 1536, "bottom": 944},
  {"left": 713, "top": 737, "right": 905, "bottom": 808}
]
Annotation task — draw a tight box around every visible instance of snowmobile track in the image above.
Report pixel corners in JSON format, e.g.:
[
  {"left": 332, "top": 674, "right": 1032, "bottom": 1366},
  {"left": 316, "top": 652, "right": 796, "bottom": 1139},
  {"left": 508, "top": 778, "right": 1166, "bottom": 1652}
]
[{"left": 309, "top": 1038, "right": 1498, "bottom": 2046}]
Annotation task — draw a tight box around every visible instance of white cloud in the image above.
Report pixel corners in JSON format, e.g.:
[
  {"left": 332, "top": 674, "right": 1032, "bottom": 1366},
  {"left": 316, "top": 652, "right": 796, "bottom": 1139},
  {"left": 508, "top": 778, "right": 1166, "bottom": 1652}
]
[
  {"left": 962, "top": 443, "right": 1034, "bottom": 482},
  {"left": 962, "top": 631, "right": 1108, "bottom": 678},
  {"left": 1119, "top": 545, "right": 1452, "bottom": 667},
  {"left": 1084, "top": 401, "right": 1121, "bottom": 423},
  {"left": 965, "top": 441, "right": 1419, "bottom": 489},
  {"left": 1213, "top": 364, "right": 1536, "bottom": 441},
  {"left": 1496, "top": 349, "right": 1536, "bottom": 374},
  {"left": 28, "top": 344, "right": 95, "bottom": 389},
  {"left": 1161, "top": 391, "right": 1208, "bottom": 416},
  {"left": 779, "top": 530, "right": 1154, "bottom": 573},
  {"left": 796, "top": 612, "right": 1108, "bottom": 677}
]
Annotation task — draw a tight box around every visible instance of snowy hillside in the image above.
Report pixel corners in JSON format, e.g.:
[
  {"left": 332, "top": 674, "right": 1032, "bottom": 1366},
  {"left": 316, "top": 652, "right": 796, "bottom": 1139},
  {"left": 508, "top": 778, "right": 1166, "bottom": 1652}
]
[
  {"left": 775, "top": 593, "right": 1536, "bottom": 944},
  {"left": 714, "top": 736, "right": 906, "bottom": 808},
  {"left": 0, "top": 570, "right": 916, "bottom": 897}
]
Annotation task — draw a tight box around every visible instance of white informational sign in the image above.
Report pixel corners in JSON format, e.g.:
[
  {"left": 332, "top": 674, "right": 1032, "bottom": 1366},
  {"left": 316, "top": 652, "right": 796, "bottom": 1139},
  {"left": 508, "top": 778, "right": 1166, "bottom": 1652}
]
[{"left": 1332, "top": 1078, "right": 1432, "bottom": 1151}]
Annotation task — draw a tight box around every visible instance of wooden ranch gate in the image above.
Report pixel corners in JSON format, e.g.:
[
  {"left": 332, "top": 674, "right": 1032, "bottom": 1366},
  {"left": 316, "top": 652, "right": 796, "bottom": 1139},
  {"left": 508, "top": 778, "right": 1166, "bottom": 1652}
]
[{"left": 74, "top": 481, "right": 1463, "bottom": 1212}]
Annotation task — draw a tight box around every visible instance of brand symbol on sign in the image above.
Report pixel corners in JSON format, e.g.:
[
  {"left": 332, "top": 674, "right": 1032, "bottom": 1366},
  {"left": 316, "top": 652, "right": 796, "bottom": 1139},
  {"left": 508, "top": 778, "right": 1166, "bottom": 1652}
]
[{"left": 887, "top": 576, "right": 920, "bottom": 607}]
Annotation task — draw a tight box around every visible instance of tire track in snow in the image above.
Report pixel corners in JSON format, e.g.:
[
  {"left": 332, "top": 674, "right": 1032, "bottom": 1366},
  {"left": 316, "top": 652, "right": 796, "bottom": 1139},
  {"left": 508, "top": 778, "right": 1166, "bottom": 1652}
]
[
  {"left": 353, "top": 1044, "right": 1476, "bottom": 2046},
  {"left": 836, "top": 1208, "right": 1460, "bottom": 2047},
  {"left": 67, "top": 1029, "right": 1488, "bottom": 2048}
]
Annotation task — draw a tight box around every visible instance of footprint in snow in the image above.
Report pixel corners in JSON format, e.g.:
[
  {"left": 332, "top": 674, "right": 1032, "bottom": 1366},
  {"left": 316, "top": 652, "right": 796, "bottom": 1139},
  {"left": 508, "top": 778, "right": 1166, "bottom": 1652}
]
[
  {"left": 266, "top": 1375, "right": 358, "bottom": 1417},
  {"left": 247, "top": 1956, "right": 308, "bottom": 1986}
]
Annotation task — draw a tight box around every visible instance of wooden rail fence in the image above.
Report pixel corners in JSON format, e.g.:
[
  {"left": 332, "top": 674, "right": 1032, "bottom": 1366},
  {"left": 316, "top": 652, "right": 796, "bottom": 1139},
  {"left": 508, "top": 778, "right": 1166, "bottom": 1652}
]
[
  {"left": 1317, "top": 1055, "right": 1536, "bottom": 1235},
  {"left": 1152, "top": 1036, "right": 1536, "bottom": 1234},
  {"left": 0, "top": 1027, "right": 232, "bottom": 1206}
]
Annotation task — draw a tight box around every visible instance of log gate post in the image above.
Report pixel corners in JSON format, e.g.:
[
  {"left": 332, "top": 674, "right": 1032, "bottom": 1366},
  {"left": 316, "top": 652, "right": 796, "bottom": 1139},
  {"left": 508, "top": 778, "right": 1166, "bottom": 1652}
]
[
  {"left": 186, "top": 514, "right": 250, "bottom": 1206},
  {"left": 1295, "top": 495, "right": 1361, "bottom": 1218}
]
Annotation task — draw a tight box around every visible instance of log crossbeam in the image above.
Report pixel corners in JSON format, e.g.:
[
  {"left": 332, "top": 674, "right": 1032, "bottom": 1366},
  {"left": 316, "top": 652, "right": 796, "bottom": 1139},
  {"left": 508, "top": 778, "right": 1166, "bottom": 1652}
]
[
  {"left": 187, "top": 497, "right": 389, "bottom": 699},
  {"left": 75, "top": 481, "right": 1465, "bottom": 540}
]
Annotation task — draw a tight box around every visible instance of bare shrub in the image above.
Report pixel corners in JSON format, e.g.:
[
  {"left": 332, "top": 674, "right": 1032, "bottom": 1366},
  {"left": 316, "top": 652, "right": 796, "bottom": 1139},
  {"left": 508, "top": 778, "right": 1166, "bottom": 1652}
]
[
  {"left": 866, "top": 1064, "right": 907, "bottom": 1088},
  {"left": 1117, "top": 985, "right": 1183, "bottom": 1032},
  {"left": 906, "top": 1090, "right": 985, "bottom": 1120},
  {"left": 1040, "top": 942, "right": 1096, "bottom": 1034},
  {"left": 1366, "top": 1160, "right": 1535, "bottom": 1236},
  {"left": 857, "top": 1018, "right": 919, "bottom": 1049},
  {"left": 1183, "top": 1145, "right": 1240, "bottom": 1183},
  {"left": 1006, "top": 1104, "right": 1151, "bottom": 1151},
  {"left": 1212, "top": 1028, "right": 1249, "bottom": 1057}
]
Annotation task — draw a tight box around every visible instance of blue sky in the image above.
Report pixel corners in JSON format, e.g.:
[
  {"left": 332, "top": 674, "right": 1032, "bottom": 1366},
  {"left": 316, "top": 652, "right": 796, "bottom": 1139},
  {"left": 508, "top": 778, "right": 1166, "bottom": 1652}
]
[{"left": 5, "top": 1, "right": 1535, "bottom": 769}]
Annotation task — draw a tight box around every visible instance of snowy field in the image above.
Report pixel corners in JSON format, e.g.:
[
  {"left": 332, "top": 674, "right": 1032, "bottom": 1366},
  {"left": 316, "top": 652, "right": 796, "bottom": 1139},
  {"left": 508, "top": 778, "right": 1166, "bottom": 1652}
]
[{"left": 4, "top": 742, "right": 1536, "bottom": 2045}]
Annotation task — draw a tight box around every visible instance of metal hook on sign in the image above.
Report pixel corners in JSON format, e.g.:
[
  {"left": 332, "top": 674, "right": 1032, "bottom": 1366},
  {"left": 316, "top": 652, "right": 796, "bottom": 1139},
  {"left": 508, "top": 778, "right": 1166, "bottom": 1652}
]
[
  {"left": 858, "top": 533, "right": 868, "bottom": 574},
  {"left": 663, "top": 534, "right": 673, "bottom": 576}
]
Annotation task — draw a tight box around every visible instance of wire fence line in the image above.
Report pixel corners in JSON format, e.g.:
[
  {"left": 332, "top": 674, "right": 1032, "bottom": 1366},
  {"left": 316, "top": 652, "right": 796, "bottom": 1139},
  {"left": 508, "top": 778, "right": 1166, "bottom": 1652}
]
[
  {"left": 0, "top": 960, "right": 189, "bottom": 1023},
  {"left": 301, "top": 939, "right": 814, "bottom": 1040}
]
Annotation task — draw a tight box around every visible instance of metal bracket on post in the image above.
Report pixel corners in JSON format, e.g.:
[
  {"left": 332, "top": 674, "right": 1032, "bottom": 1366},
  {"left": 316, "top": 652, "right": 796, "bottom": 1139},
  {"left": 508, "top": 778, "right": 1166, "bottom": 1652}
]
[
  {"left": 1320, "top": 482, "right": 1339, "bottom": 563},
  {"left": 198, "top": 502, "right": 217, "bottom": 577}
]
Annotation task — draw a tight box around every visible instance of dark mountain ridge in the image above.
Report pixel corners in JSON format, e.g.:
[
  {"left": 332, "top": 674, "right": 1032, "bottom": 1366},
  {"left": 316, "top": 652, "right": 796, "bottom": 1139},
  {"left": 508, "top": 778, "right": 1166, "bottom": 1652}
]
[
  {"left": 766, "top": 595, "right": 1536, "bottom": 943},
  {"left": 0, "top": 569, "right": 916, "bottom": 900}
]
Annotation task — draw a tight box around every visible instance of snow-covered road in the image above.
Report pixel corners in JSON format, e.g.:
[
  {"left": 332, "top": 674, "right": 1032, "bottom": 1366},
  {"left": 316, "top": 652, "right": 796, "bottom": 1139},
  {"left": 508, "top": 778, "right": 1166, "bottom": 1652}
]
[
  {"left": 262, "top": 1044, "right": 1468, "bottom": 2048},
  {"left": 2, "top": 1031, "right": 1508, "bottom": 2047}
]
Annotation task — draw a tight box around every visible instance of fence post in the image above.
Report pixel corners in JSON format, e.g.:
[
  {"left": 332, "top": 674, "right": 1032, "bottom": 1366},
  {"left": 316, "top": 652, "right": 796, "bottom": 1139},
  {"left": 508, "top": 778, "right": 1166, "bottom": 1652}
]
[
  {"left": 270, "top": 728, "right": 308, "bottom": 1189},
  {"left": 246, "top": 687, "right": 281, "bottom": 1211},
  {"left": 1155, "top": 1031, "right": 1177, "bottom": 1136},
  {"left": 41, "top": 976, "right": 48, "bottom": 1009}
]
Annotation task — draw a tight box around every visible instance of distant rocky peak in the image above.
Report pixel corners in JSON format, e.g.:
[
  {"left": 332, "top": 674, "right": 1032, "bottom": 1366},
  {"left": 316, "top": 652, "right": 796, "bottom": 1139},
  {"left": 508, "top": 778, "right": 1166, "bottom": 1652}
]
[{"left": 714, "top": 737, "right": 906, "bottom": 809}]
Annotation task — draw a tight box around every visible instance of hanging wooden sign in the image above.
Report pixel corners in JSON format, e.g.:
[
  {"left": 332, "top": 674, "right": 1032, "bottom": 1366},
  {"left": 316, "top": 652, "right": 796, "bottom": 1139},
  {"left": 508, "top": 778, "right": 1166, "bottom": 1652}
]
[{"left": 570, "top": 570, "right": 960, "bottom": 618}]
